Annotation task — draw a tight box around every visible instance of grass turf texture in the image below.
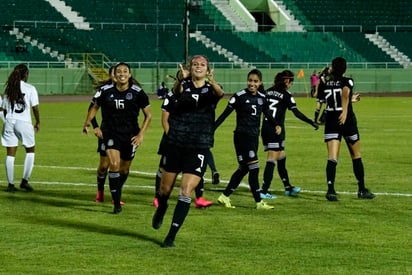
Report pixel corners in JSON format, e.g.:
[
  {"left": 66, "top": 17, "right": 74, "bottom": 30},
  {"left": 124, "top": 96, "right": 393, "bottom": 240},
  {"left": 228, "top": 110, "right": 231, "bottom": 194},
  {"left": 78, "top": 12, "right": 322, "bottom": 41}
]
[{"left": 0, "top": 96, "right": 411, "bottom": 274}]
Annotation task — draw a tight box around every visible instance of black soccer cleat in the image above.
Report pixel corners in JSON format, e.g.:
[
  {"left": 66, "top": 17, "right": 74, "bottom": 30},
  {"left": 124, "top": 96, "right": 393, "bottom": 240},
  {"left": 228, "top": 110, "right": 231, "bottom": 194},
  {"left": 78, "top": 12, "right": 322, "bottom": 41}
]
[
  {"left": 20, "top": 180, "right": 33, "bottom": 192},
  {"left": 6, "top": 184, "right": 17, "bottom": 193},
  {"left": 358, "top": 189, "right": 375, "bottom": 199},
  {"left": 160, "top": 237, "right": 175, "bottom": 248},
  {"left": 326, "top": 192, "right": 338, "bottom": 202},
  {"left": 113, "top": 206, "right": 122, "bottom": 214},
  {"left": 152, "top": 205, "right": 167, "bottom": 230}
]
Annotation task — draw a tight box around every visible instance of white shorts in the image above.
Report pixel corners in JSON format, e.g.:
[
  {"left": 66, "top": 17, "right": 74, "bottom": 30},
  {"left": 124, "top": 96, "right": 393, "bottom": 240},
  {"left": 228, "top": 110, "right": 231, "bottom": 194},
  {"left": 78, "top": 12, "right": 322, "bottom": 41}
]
[{"left": 1, "top": 119, "right": 35, "bottom": 147}]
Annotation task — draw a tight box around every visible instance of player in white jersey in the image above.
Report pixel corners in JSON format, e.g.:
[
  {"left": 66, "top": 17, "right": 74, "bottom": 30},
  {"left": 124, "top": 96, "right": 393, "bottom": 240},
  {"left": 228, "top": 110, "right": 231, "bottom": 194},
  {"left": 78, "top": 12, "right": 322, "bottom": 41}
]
[{"left": 1, "top": 64, "right": 40, "bottom": 192}]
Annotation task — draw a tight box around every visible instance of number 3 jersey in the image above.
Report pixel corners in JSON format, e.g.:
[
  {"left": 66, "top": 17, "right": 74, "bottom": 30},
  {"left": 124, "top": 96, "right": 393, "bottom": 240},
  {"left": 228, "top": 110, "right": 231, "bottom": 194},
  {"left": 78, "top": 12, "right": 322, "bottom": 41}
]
[{"left": 94, "top": 83, "right": 150, "bottom": 135}]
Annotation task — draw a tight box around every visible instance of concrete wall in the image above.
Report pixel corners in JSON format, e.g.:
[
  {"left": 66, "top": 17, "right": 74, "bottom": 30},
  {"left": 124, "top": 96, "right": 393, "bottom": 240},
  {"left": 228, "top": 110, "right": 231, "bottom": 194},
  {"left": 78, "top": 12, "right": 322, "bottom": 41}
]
[{"left": 1, "top": 67, "right": 411, "bottom": 95}]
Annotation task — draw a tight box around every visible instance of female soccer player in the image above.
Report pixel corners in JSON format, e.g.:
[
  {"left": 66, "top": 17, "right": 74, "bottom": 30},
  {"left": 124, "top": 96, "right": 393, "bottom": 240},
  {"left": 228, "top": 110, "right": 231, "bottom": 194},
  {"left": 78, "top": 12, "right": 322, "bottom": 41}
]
[
  {"left": 317, "top": 57, "right": 375, "bottom": 201},
  {"left": 1, "top": 63, "right": 40, "bottom": 192},
  {"left": 151, "top": 55, "right": 224, "bottom": 247},
  {"left": 260, "top": 70, "right": 318, "bottom": 199},
  {"left": 83, "top": 62, "right": 152, "bottom": 213},
  {"left": 215, "top": 69, "right": 279, "bottom": 210}
]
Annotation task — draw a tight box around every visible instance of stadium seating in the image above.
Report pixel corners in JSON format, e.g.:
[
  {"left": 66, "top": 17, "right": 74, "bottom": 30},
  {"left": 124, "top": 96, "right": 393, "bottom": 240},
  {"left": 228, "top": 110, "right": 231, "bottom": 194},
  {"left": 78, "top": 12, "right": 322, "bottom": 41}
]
[{"left": 0, "top": 0, "right": 410, "bottom": 66}]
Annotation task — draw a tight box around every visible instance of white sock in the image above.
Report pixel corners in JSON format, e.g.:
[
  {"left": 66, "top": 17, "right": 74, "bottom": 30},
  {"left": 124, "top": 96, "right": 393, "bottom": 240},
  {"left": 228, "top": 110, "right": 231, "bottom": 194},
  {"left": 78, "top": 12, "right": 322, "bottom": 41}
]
[
  {"left": 5, "top": 156, "right": 15, "bottom": 184},
  {"left": 23, "top": 153, "right": 35, "bottom": 181}
]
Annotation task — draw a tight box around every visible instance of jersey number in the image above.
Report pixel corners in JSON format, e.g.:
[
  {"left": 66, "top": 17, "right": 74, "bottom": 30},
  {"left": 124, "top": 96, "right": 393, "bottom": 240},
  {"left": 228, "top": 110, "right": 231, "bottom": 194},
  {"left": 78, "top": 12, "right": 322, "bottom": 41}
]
[
  {"left": 324, "top": 88, "right": 342, "bottom": 111},
  {"left": 268, "top": 99, "right": 279, "bottom": 118},
  {"left": 115, "top": 99, "right": 125, "bottom": 109}
]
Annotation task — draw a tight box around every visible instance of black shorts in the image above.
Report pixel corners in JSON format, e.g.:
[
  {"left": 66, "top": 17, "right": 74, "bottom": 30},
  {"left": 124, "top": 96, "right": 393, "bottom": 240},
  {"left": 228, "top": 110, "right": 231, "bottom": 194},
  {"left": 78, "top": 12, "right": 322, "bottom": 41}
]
[
  {"left": 234, "top": 132, "right": 259, "bottom": 164},
  {"left": 261, "top": 127, "right": 285, "bottom": 152},
  {"left": 324, "top": 113, "right": 360, "bottom": 144},
  {"left": 103, "top": 132, "right": 137, "bottom": 161},
  {"left": 97, "top": 138, "right": 107, "bottom": 157},
  {"left": 162, "top": 145, "right": 208, "bottom": 177}
]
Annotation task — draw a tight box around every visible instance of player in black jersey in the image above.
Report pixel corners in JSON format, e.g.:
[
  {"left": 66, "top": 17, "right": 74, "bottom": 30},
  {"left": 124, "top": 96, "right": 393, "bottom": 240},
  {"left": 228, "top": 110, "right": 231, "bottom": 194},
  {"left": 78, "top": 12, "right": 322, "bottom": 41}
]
[
  {"left": 85, "top": 66, "right": 122, "bottom": 204},
  {"left": 313, "top": 66, "right": 330, "bottom": 124},
  {"left": 260, "top": 70, "right": 318, "bottom": 199},
  {"left": 152, "top": 55, "right": 224, "bottom": 247},
  {"left": 152, "top": 89, "right": 214, "bottom": 209},
  {"left": 317, "top": 57, "right": 375, "bottom": 201},
  {"left": 83, "top": 62, "right": 152, "bottom": 213},
  {"left": 215, "top": 69, "right": 279, "bottom": 210}
]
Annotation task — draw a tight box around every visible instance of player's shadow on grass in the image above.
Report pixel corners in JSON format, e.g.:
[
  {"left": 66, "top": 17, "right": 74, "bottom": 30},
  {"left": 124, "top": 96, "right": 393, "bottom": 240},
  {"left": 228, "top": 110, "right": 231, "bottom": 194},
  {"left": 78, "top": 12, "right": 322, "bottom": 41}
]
[
  {"left": 25, "top": 215, "right": 162, "bottom": 245},
  {"left": 3, "top": 191, "right": 109, "bottom": 213}
]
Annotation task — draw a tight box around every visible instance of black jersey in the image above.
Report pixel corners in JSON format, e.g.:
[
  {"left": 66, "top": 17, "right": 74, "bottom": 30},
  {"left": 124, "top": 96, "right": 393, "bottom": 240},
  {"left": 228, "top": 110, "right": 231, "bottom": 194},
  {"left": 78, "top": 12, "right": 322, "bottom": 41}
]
[
  {"left": 262, "top": 89, "right": 297, "bottom": 128},
  {"left": 318, "top": 76, "right": 356, "bottom": 123},
  {"left": 166, "top": 79, "right": 220, "bottom": 149},
  {"left": 95, "top": 83, "right": 150, "bottom": 136},
  {"left": 223, "top": 89, "right": 270, "bottom": 137}
]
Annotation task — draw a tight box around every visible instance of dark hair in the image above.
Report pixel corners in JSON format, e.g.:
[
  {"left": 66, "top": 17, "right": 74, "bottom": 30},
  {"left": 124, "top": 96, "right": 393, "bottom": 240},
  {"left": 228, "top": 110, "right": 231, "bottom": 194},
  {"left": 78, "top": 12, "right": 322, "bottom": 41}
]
[
  {"left": 94, "top": 65, "right": 115, "bottom": 89},
  {"left": 248, "top": 68, "right": 262, "bottom": 81},
  {"left": 274, "top": 70, "right": 294, "bottom": 91},
  {"left": 4, "top": 63, "right": 29, "bottom": 112},
  {"left": 247, "top": 69, "right": 264, "bottom": 92},
  {"left": 331, "top": 57, "right": 347, "bottom": 80},
  {"left": 114, "top": 62, "right": 142, "bottom": 87}
]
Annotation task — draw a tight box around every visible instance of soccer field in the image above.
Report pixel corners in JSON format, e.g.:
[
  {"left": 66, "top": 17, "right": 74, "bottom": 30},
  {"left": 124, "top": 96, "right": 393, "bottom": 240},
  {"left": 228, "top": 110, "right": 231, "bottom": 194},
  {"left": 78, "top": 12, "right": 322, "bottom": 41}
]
[{"left": 0, "top": 96, "right": 411, "bottom": 274}]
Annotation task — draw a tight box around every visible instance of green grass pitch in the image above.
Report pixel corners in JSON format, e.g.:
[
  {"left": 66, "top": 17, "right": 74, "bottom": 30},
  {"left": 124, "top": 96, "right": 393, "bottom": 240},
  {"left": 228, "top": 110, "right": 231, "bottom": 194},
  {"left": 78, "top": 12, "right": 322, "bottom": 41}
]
[{"left": 0, "top": 96, "right": 411, "bottom": 274}]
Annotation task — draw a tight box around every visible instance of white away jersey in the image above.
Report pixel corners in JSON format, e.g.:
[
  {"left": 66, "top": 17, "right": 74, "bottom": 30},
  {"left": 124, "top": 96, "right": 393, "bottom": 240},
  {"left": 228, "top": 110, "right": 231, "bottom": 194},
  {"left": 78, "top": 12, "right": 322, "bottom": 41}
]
[{"left": 2, "top": 80, "right": 39, "bottom": 123}]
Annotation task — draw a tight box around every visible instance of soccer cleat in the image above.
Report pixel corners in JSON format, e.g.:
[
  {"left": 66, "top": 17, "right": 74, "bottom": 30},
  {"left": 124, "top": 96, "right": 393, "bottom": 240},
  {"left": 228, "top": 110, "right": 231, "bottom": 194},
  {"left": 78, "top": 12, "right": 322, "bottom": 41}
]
[
  {"left": 6, "top": 184, "right": 17, "bottom": 192},
  {"left": 111, "top": 200, "right": 125, "bottom": 206},
  {"left": 358, "top": 189, "right": 375, "bottom": 199},
  {"left": 152, "top": 205, "right": 168, "bottom": 230},
  {"left": 217, "top": 194, "right": 235, "bottom": 208},
  {"left": 20, "top": 180, "right": 33, "bottom": 192},
  {"left": 113, "top": 206, "right": 122, "bottom": 214},
  {"left": 161, "top": 237, "right": 175, "bottom": 248},
  {"left": 194, "top": 197, "right": 213, "bottom": 208},
  {"left": 285, "top": 186, "right": 301, "bottom": 196},
  {"left": 259, "top": 191, "right": 277, "bottom": 200},
  {"left": 95, "top": 190, "right": 104, "bottom": 203},
  {"left": 212, "top": 172, "right": 220, "bottom": 185},
  {"left": 256, "top": 200, "right": 275, "bottom": 210},
  {"left": 153, "top": 197, "right": 159, "bottom": 208},
  {"left": 326, "top": 192, "right": 338, "bottom": 201}
]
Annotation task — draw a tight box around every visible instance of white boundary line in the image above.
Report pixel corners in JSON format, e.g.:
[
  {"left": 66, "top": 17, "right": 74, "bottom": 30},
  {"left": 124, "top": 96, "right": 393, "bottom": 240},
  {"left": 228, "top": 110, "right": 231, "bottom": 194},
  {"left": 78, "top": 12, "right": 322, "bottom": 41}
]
[{"left": 3, "top": 164, "right": 411, "bottom": 197}]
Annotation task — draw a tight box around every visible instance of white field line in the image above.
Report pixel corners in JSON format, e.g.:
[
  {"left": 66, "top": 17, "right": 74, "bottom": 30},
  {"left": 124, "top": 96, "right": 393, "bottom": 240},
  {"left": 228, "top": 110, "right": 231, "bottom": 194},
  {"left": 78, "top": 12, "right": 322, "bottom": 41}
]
[{"left": 4, "top": 164, "right": 411, "bottom": 197}]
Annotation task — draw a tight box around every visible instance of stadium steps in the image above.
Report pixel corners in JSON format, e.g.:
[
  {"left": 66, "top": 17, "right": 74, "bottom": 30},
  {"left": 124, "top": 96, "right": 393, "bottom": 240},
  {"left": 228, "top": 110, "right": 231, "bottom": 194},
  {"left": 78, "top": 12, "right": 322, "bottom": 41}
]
[
  {"left": 88, "top": 67, "right": 109, "bottom": 82},
  {"left": 190, "top": 31, "right": 251, "bottom": 68},
  {"left": 365, "top": 33, "right": 411, "bottom": 68}
]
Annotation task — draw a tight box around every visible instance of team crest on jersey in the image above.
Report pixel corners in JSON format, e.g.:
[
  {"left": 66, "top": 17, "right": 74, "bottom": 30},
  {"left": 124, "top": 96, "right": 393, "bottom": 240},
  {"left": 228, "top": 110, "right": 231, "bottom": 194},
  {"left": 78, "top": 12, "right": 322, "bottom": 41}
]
[
  {"left": 257, "top": 98, "right": 263, "bottom": 105},
  {"left": 126, "top": 92, "right": 133, "bottom": 100},
  {"left": 201, "top": 87, "right": 208, "bottom": 94},
  {"left": 108, "top": 139, "right": 114, "bottom": 146}
]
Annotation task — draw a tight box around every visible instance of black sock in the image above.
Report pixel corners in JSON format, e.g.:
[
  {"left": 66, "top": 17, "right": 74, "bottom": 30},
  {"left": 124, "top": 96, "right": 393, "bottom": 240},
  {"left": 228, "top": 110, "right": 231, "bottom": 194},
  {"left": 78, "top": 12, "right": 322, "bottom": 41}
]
[
  {"left": 97, "top": 172, "right": 107, "bottom": 191},
  {"left": 314, "top": 109, "right": 320, "bottom": 122},
  {"left": 277, "top": 157, "right": 291, "bottom": 188},
  {"left": 166, "top": 195, "right": 191, "bottom": 242},
  {"left": 320, "top": 110, "right": 326, "bottom": 122},
  {"left": 223, "top": 165, "right": 248, "bottom": 197},
  {"left": 352, "top": 158, "right": 365, "bottom": 192},
  {"left": 195, "top": 178, "right": 204, "bottom": 199},
  {"left": 155, "top": 169, "right": 161, "bottom": 198},
  {"left": 206, "top": 150, "right": 217, "bottom": 172},
  {"left": 326, "top": 159, "right": 337, "bottom": 193},
  {"left": 248, "top": 163, "right": 261, "bottom": 202},
  {"left": 109, "top": 171, "right": 121, "bottom": 207},
  {"left": 262, "top": 160, "right": 275, "bottom": 193}
]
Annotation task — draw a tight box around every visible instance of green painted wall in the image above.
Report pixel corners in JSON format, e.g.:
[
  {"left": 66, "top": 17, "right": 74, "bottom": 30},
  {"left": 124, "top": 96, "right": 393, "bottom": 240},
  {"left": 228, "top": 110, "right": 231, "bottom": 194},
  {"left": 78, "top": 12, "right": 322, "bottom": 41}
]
[{"left": 1, "top": 67, "right": 411, "bottom": 95}]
